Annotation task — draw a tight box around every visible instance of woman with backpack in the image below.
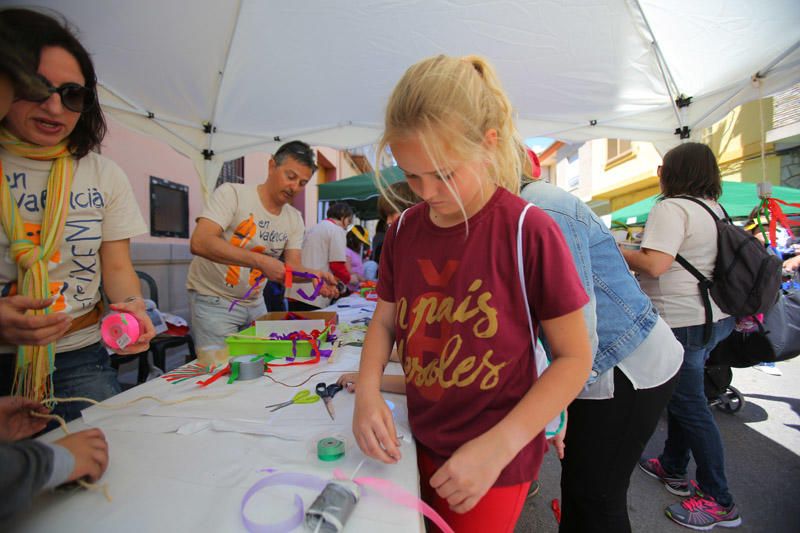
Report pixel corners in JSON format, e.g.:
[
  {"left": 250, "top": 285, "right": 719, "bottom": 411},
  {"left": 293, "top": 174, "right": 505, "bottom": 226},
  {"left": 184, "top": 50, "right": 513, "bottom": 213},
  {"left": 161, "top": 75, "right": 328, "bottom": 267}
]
[{"left": 621, "top": 142, "right": 741, "bottom": 531}]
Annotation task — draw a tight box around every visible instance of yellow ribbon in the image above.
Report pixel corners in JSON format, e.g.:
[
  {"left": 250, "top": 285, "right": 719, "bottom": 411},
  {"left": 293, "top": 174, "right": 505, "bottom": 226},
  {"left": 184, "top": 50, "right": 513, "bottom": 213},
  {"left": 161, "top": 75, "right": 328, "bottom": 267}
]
[
  {"left": 0, "top": 127, "right": 74, "bottom": 401},
  {"left": 349, "top": 225, "right": 370, "bottom": 246}
]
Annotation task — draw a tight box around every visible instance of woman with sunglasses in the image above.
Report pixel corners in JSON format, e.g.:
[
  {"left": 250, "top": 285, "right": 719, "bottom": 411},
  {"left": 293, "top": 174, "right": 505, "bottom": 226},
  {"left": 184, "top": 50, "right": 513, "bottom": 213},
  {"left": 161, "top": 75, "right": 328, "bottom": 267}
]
[{"left": 0, "top": 8, "right": 155, "bottom": 422}]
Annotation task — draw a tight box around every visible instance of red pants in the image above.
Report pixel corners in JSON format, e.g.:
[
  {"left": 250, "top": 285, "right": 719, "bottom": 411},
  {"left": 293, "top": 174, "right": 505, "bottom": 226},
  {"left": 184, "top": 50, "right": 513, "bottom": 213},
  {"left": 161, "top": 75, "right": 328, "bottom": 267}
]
[{"left": 417, "top": 450, "right": 530, "bottom": 533}]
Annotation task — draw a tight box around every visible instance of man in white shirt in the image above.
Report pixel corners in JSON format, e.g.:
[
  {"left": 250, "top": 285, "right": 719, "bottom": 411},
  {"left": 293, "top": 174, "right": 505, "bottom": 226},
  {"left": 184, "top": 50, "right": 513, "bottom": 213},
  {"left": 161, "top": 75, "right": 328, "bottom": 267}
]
[
  {"left": 187, "top": 141, "right": 337, "bottom": 346},
  {"left": 286, "top": 202, "right": 354, "bottom": 310}
]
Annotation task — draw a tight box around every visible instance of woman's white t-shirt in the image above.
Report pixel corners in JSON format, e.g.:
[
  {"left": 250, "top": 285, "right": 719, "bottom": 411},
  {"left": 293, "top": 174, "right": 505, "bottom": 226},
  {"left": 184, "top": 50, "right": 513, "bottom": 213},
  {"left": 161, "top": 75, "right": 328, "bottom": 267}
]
[{"left": 638, "top": 197, "right": 729, "bottom": 328}]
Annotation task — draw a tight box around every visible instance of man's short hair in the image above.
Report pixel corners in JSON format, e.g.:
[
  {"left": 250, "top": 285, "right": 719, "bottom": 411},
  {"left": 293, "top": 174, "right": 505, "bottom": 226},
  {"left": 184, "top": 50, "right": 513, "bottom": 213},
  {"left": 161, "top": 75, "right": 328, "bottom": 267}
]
[
  {"left": 326, "top": 202, "right": 353, "bottom": 220},
  {"left": 274, "top": 141, "right": 317, "bottom": 174}
]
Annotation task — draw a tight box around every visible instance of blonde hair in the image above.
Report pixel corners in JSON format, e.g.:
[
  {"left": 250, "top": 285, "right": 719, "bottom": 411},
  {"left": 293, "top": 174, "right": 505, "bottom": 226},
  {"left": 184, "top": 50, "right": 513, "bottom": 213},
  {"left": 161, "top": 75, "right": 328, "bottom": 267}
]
[{"left": 374, "top": 54, "right": 530, "bottom": 221}]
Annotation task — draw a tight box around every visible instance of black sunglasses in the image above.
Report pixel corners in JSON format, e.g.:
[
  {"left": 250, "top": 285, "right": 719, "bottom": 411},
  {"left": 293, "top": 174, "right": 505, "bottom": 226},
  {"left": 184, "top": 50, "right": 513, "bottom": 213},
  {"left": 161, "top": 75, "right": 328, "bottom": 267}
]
[{"left": 26, "top": 75, "right": 96, "bottom": 113}]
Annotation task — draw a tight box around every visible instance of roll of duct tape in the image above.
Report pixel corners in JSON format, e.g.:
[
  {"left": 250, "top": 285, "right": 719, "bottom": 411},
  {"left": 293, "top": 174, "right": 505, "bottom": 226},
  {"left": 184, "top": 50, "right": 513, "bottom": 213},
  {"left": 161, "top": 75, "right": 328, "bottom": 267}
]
[
  {"left": 229, "top": 355, "right": 265, "bottom": 381},
  {"left": 317, "top": 437, "right": 345, "bottom": 461}
]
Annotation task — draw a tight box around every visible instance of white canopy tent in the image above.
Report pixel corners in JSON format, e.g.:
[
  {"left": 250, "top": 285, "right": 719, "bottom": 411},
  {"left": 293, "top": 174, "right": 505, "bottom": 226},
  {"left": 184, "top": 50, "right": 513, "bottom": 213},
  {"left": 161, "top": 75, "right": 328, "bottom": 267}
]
[{"left": 15, "top": 0, "right": 800, "bottom": 197}]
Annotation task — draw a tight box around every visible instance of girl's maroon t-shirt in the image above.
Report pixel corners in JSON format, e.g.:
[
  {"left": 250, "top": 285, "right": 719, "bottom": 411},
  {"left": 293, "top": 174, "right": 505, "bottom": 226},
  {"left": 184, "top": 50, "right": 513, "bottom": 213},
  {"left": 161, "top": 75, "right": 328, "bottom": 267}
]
[{"left": 377, "top": 187, "right": 588, "bottom": 486}]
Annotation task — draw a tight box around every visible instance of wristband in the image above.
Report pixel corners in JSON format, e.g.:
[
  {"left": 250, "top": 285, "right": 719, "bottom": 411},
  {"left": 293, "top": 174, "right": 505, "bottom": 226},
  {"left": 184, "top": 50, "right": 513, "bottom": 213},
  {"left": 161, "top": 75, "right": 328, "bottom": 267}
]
[{"left": 284, "top": 264, "right": 293, "bottom": 288}]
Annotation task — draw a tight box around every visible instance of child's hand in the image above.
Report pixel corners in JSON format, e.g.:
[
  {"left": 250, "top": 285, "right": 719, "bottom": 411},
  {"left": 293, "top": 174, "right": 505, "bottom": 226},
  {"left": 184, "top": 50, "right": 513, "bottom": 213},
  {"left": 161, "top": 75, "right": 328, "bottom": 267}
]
[
  {"left": 57, "top": 428, "right": 109, "bottom": 483},
  {"left": 547, "top": 429, "right": 566, "bottom": 460},
  {"left": 429, "top": 434, "right": 507, "bottom": 514},
  {"left": 337, "top": 372, "right": 359, "bottom": 393},
  {"left": 547, "top": 415, "right": 567, "bottom": 460},
  {"left": 352, "top": 389, "right": 400, "bottom": 464}
]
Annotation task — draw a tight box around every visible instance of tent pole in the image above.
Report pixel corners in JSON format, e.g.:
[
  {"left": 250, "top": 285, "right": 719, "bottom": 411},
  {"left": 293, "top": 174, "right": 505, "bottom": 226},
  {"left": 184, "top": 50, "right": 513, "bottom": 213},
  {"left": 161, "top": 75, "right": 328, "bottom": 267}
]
[
  {"left": 755, "top": 39, "right": 800, "bottom": 78},
  {"left": 100, "top": 84, "right": 200, "bottom": 130},
  {"left": 214, "top": 122, "right": 380, "bottom": 156},
  {"left": 688, "top": 38, "right": 800, "bottom": 139},
  {"left": 629, "top": 0, "right": 684, "bottom": 134},
  {"left": 686, "top": 86, "right": 746, "bottom": 133},
  {"left": 204, "top": 0, "right": 244, "bottom": 170}
]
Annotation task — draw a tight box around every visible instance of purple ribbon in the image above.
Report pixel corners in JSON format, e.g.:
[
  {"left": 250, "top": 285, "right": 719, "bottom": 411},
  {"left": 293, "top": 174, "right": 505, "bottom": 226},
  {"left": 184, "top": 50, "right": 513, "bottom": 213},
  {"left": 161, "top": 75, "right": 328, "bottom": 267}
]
[
  {"left": 293, "top": 271, "right": 324, "bottom": 301},
  {"left": 228, "top": 274, "right": 267, "bottom": 312},
  {"left": 240, "top": 472, "right": 327, "bottom": 533},
  {"left": 268, "top": 327, "right": 331, "bottom": 362}
]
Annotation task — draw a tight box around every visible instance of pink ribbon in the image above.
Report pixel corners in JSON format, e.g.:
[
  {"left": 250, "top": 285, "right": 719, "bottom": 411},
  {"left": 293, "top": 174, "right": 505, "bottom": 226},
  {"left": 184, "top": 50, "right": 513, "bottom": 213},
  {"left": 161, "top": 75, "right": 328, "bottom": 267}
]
[
  {"left": 240, "top": 470, "right": 454, "bottom": 533},
  {"left": 334, "top": 469, "right": 455, "bottom": 533}
]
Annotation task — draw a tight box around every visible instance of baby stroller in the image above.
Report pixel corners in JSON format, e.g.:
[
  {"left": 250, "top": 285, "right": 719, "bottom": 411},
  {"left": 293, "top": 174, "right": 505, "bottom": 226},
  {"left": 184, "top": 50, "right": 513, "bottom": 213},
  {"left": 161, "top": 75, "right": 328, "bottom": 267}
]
[
  {"left": 704, "top": 359, "right": 745, "bottom": 414},
  {"left": 705, "top": 281, "right": 800, "bottom": 414}
]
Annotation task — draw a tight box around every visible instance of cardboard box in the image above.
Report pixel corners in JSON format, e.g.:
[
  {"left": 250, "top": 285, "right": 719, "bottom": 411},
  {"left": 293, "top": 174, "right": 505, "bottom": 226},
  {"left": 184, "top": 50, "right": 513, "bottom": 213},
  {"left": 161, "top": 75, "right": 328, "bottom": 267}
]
[
  {"left": 256, "top": 311, "right": 338, "bottom": 325},
  {"left": 225, "top": 311, "right": 338, "bottom": 358}
]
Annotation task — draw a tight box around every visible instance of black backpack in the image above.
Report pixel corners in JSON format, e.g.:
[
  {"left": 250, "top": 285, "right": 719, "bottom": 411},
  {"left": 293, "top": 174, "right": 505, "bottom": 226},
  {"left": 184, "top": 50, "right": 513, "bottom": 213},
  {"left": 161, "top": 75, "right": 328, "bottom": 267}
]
[{"left": 672, "top": 196, "right": 783, "bottom": 343}]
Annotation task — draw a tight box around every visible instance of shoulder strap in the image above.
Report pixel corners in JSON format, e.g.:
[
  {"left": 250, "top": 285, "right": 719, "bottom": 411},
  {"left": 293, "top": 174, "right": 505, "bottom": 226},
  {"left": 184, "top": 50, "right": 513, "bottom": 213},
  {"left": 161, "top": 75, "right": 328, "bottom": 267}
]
[
  {"left": 516, "top": 204, "right": 536, "bottom": 348},
  {"left": 672, "top": 196, "right": 716, "bottom": 343},
  {"left": 675, "top": 253, "right": 714, "bottom": 343},
  {"left": 394, "top": 208, "right": 409, "bottom": 235},
  {"left": 517, "top": 203, "right": 565, "bottom": 437},
  {"left": 672, "top": 195, "right": 731, "bottom": 223}
]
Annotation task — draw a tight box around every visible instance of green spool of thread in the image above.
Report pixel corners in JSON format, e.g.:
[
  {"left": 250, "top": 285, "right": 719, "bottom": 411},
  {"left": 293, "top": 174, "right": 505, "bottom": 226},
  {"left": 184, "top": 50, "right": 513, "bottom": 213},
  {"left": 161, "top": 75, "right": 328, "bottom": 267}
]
[{"left": 317, "top": 437, "right": 345, "bottom": 461}]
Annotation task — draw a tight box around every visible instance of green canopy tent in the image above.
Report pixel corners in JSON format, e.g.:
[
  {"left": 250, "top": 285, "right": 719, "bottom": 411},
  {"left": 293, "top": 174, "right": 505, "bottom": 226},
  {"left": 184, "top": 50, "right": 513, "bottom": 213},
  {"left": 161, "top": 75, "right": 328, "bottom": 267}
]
[
  {"left": 611, "top": 181, "right": 800, "bottom": 227},
  {"left": 317, "top": 166, "right": 405, "bottom": 219}
]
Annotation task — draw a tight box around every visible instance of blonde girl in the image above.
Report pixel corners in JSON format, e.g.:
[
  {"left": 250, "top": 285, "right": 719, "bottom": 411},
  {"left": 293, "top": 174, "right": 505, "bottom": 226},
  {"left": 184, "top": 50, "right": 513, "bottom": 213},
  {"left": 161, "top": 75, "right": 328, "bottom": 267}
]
[{"left": 352, "top": 54, "right": 592, "bottom": 532}]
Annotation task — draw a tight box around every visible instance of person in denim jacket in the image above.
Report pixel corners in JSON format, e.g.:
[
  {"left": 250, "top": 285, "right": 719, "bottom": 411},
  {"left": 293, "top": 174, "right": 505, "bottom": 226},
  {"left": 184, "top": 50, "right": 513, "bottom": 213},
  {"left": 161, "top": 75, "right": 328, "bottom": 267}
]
[{"left": 522, "top": 179, "right": 682, "bottom": 533}]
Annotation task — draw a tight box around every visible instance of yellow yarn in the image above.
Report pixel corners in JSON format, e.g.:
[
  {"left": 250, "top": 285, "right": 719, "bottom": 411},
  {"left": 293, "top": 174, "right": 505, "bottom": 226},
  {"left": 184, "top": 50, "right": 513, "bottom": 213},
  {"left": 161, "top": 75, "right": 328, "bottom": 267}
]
[{"left": 0, "top": 127, "right": 74, "bottom": 401}]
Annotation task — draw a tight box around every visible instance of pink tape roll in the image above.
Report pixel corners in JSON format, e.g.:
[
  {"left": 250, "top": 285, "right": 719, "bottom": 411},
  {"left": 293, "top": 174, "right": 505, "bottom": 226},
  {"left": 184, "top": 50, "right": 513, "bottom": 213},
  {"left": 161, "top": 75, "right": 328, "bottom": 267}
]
[{"left": 101, "top": 312, "right": 141, "bottom": 351}]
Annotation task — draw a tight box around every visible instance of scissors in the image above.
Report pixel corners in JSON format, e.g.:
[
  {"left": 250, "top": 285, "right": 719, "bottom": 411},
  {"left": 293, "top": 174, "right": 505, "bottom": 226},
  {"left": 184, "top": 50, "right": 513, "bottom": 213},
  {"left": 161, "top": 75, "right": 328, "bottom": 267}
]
[
  {"left": 265, "top": 389, "right": 320, "bottom": 412},
  {"left": 316, "top": 382, "right": 343, "bottom": 421}
]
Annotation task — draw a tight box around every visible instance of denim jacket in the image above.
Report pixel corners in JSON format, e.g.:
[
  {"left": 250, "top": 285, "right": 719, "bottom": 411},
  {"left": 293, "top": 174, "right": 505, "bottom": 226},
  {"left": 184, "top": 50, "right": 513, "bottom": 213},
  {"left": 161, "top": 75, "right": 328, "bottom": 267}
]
[{"left": 521, "top": 181, "right": 659, "bottom": 383}]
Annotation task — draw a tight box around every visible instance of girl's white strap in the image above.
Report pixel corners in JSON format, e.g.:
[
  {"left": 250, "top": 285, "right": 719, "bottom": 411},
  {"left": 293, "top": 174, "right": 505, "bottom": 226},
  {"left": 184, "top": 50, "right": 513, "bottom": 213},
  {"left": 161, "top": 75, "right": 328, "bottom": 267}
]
[
  {"left": 516, "top": 204, "right": 536, "bottom": 348},
  {"left": 395, "top": 208, "right": 408, "bottom": 234},
  {"left": 517, "top": 204, "right": 565, "bottom": 438}
]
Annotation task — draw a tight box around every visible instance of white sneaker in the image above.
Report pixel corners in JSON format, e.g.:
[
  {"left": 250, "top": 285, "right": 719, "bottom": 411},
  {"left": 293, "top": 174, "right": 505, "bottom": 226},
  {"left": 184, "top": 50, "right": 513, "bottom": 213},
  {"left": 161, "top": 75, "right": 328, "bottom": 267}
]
[{"left": 755, "top": 362, "right": 783, "bottom": 376}]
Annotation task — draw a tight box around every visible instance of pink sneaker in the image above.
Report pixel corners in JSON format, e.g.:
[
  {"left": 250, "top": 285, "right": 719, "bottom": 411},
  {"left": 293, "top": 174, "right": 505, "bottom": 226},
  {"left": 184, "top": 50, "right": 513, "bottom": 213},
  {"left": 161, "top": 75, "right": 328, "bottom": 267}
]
[{"left": 665, "top": 486, "right": 742, "bottom": 530}]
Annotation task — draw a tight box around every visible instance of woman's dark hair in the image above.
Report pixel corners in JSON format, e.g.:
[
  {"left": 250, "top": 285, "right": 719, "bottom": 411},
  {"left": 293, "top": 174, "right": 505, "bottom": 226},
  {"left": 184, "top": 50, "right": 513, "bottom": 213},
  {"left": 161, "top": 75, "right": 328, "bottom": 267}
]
[
  {"left": 0, "top": 8, "right": 106, "bottom": 158},
  {"left": 377, "top": 181, "right": 421, "bottom": 222},
  {"left": 274, "top": 140, "right": 318, "bottom": 174},
  {"left": 659, "top": 142, "right": 722, "bottom": 200},
  {"left": 0, "top": 20, "right": 49, "bottom": 100},
  {"left": 326, "top": 202, "right": 353, "bottom": 221}
]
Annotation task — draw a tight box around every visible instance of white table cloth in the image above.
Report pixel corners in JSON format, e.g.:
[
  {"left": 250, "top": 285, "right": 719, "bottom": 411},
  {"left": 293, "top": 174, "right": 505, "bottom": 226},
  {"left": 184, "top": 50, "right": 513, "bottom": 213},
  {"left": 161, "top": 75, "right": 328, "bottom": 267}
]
[{"left": 9, "top": 296, "right": 422, "bottom": 533}]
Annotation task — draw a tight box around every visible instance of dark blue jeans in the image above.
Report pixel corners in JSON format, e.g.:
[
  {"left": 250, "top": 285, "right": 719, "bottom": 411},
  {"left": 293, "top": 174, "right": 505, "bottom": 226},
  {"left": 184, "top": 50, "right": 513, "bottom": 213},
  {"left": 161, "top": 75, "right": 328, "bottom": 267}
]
[
  {"left": 1, "top": 342, "right": 121, "bottom": 424},
  {"left": 660, "top": 316, "right": 736, "bottom": 506}
]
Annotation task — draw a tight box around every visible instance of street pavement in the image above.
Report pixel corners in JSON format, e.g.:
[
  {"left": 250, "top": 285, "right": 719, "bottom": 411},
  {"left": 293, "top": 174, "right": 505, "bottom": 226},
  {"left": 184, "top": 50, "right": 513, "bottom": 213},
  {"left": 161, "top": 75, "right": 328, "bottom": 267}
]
[{"left": 516, "top": 357, "right": 800, "bottom": 533}]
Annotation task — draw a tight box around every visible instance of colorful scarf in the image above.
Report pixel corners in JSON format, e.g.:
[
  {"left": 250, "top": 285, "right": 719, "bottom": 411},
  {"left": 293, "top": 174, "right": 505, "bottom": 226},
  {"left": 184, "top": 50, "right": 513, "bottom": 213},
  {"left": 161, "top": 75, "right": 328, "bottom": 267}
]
[{"left": 0, "top": 127, "right": 74, "bottom": 401}]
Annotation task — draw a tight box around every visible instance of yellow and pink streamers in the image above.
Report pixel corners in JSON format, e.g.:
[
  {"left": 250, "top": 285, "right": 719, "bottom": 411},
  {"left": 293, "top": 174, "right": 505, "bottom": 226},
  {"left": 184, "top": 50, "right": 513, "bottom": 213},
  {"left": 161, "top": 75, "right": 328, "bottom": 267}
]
[{"left": 0, "top": 127, "right": 74, "bottom": 401}]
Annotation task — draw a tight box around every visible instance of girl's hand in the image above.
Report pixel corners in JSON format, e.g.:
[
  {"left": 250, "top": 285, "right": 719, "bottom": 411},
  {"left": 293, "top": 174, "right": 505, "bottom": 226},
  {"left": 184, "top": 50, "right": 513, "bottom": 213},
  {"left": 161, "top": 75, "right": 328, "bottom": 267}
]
[
  {"left": 547, "top": 427, "right": 567, "bottom": 460},
  {"left": 429, "top": 434, "right": 507, "bottom": 514},
  {"left": 337, "top": 372, "right": 359, "bottom": 393},
  {"left": 352, "top": 389, "right": 400, "bottom": 464},
  {"left": 108, "top": 298, "right": 155, "bottom": 355}
]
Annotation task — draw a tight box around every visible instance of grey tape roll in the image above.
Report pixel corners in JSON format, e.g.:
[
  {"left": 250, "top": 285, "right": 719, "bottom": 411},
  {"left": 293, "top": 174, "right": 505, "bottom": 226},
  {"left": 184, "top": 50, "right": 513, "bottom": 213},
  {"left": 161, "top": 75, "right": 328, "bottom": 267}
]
[{"left": 231, "top": 355, "right": 265, "bottom": 380}]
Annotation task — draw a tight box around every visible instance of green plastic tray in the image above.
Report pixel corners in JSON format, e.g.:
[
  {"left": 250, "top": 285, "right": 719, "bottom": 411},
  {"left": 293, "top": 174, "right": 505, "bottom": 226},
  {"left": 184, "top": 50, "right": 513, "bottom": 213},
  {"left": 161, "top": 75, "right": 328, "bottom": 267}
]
[{"left": 225, "top": 326, "right": 328, "bottom": 359}]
